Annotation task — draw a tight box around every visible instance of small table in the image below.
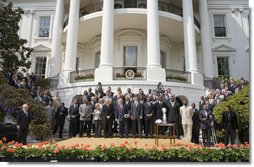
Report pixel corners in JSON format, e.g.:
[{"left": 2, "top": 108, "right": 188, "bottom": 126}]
[{"left": 154, "top": 123, "right": 176, "bottom": 146}]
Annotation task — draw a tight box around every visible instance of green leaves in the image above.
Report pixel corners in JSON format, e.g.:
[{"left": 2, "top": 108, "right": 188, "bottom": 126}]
[{"left": 0, "top": 1, "right": 32, "bottom": 74}]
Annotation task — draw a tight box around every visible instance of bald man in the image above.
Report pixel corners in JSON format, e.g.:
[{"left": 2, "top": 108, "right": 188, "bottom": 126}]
[{"left": 16, "top": 104, "right": 32, "bottom": 145}]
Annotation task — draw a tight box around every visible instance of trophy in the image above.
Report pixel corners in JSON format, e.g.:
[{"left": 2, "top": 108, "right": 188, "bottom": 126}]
[{"left": 162, "top": 107, "right": 167, "bottom": 123}]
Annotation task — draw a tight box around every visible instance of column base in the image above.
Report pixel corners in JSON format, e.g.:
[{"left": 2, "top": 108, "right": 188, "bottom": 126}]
[
  {"left": 146, "top": 67, "right": 166, "bottom": 82},
  {"left": 95, "top": 67, "right": 113, "bottom": 82},
  {"left": 191, "top": 72, "right": 204, "bottom": 86}
]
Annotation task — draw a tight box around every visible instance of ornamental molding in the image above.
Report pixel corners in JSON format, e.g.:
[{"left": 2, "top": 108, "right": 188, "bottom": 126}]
[{"left": 212, "top": 44, "right": 236, "bottom": 53}]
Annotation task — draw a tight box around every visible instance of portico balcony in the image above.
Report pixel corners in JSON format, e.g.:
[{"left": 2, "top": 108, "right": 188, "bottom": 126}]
[
  {"left": 70, "top": 67, "right": 191, "bottom": 83},
  {"left": 63, "top": 0, "right": 200, "bottom": 30}
]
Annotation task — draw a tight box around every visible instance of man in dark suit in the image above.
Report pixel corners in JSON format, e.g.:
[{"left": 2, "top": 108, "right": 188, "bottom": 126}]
[
  {"left": 101, "top": 98, "right": 114, "bottom": 138},
  {"left": 130, "top": 95, "right": 143, "bottom": 138},
  {"left": 154, "top": 95, "right": 168, "bottom": 135},
  {"left": 114, "top": 98, "right": 128, "bottom": 138},
  {"left": 199, "top": 104, "right": 214, "bottom": 147},
  {"left": 143, "top": 96, "right": 155, "bottom": 138},
  {"left": 166, "top": 95, "right": 181, "bottom": 138},
  {"left": 124, "top": 95, "right": 132, "bottom": 136},
  {"left": 53, "top": 102, "right": 68, "bottom": 138},
  {"left": 16, "top": 104, "right": 31, "bottom": 145},
  {"left": 199, "top": 96, "right": 205, "bottom": 111},
  {"left": 221, "top": 106, "right": 239, "bottom": 146},
  {"left": 191, "top": 103, "right": 200, "bottom": 144},
  {"left": 68, "top": 99, "right": 80, "bottom": 137},
  {"left": 87, "top": 87, "right": 95, "bottom": 102}
]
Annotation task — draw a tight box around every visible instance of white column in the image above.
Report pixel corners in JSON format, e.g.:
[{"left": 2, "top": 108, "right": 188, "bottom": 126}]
[
  {"left": 182, "top": 0, "right": 203, "bottom": 85},
  {"left": 63, "top": 0, "right": 80, "bottom": 72},
  {"left": 146, "top": 0, "right": 165, "bottom": 82},
  {"left": 95, "top": 0, "right": 114, "bottom": 82},
  {"left": 49, "top": 0, "right": 64, "bottom": 78},
  {"left": 250, "top": 0, "right": 254, "bottom": 121},
  {"left": 199, "top": 0, "right": 214, "bottom": 78}
]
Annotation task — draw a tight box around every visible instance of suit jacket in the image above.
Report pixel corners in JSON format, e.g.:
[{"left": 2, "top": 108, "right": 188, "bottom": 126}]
[
  {"left": 192, "top": 109, "right": 200, "bottom": 130},
  {"left": 55, "top": 106, "right": 68, "bottom": 124},
  {"left": 130, "top": 101, "right": 143, "bottom": 120},
  {"left": 143, "top": 102, "right": 155, "bottom": 120},
  {"left": 221, "top": 111, "right": 239, "bottom": 130},
  {"left": 154, "top": 101, "right": 168, "bottom": 120},
  {"left": 101, "top": 104, "right": 114, "bottom": 120},
  {"left": 114, "top": 104, "right": 127, "bottom": 121},
  {"left": 69, "top": 104, "right": 80, "bottom": 121},
  {"left": 79, "top": 103, "right": 93, "bottom": 121},
  {"left": 199, "top": 109, "right": 214, "bottom": 129},
  {"left": 180, "top": 105, "right": 193, "bottom": 124},
  {"left": 124, "top": 101, "right": 131, "bottom": 114},
  {"left": 166, "top": 101, "right": 180, "bottom": 123},
  {"left": 199, "top": 100, "right": 206, "bottom": 111},
  {"left": 16, "top": 110, "right": 31, "bottom": 129}
]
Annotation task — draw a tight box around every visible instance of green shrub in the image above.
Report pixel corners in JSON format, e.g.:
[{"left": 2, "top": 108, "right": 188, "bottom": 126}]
[
  {"left": 0, "top": 72, "right": 50, "bottom": 140},
  {"left": 213, "top": 86, "right": 249, "bottom": 143}
]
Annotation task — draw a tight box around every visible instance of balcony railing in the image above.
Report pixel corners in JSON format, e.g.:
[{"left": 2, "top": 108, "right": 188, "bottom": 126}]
[
  {"left": 165, "top": 69, "right": 191, "bottom": 83},
  {"left": 113, "top": 66, "right": 146, "bottom": 80},
  {"left": 70, "top": 69, "right": 95, "bottom": 83},
  {"left": 63, "top": 0, "right": 200, "bottom": 29}
]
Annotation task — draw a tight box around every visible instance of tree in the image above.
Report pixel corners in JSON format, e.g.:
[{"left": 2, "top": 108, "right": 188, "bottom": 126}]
[
  {"left": 0, "top": 0, "right": 32, "bottom": 75},
  {"left": 213, "top": 86, "right": 249, "bottom": 143}
]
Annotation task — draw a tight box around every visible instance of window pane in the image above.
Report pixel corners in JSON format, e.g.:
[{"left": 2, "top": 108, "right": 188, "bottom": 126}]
[
  {"left": 35, "top": 57, "right": 47, "bottom": 78},
  {"left": 39, "top": 16, "right": 50, "bottom": 37},
  {"left": 214, "top": 15, "right": 226, "bottom": 37},
  {"left": 76, "top": 57, "right": 79, "bottom": 71},
  {"left": 124, "top": 46, "right": 137, "bottom": 67},
  {"left": 217, "top": 57, "right": 229, "bottom": 76},
  {"left": 95, "top": 51, "right": 100, "bottom": 68},
  {"left": 160, "top": 51, "right": 166, "bottom": 69}
]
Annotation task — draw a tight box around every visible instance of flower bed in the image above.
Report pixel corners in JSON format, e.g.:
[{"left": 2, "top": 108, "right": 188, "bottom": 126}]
[{"left": 0, "top": 139, "right": 250, "bottom": 162}]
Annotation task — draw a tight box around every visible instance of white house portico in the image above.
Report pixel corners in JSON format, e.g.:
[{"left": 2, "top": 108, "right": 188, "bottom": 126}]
[{"left": 10, "top": 0, "right": 250, "bottom": 106}]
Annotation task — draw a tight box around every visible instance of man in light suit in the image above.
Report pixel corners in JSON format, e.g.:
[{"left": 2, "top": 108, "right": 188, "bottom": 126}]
[
  {"left": 180, "top": 99, "right": 193, "bottom": 142},
  {"left": 16, "top": 104, "right": 31, "bottom": 145},
  {"left": 130, "top": 95, "right": 143, "bottom": 138},
  {"left": 79, "top": 97, "right": 93, "bottom": 137}
]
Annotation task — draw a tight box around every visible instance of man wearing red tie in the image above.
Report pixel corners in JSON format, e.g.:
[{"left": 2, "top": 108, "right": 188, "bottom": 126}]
[{"left": 16, "top": 104, "right": 31, "bottom": 145}]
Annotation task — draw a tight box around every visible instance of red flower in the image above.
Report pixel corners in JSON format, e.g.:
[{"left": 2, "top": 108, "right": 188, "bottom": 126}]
[
  {"left": 85, "top": 144, "right": 90, "bottom": 148},
  {"left": 7, "top": 148, "right": 16, "bottom": 153},
  {"left": 101, "top": 145, "right": 107, "bottom": 151},
  {"left": 120, "top": 143, "right": 126, "bottom": 148},
  {"left": 134, "top": 141, "right": 138, "bottom": 145},
  {"left": 151, "top": 145, "right": 157, "bottom": 150},
  {"left": 54, "top": 148, "right": 60, "bottom": 154},
  {"left": 0, "top": 140, "right": 2, "bottom": 145},
  {"left": 0, "top": 145, "right": 7, "bottom": 151},
  {"left": 81, "top": 147, "right": 88, "bottom": 151},
  {"left": 232, "top": 144, "right": 238, "bottom": 149},
  {"left": 14, "top": 143, "right": 23, "bottom": 148},
  {"left": 110, "top": 143, "right": 115, "bottom": 147},
  {"left": 161, "top": 145, "right": 167, "bottom": 152},
  {"left": 124, "top": 141, "right": 128, "bottom": 145},
  {"left": 144, "top": 144, "right": 148, "bottom": 147}
]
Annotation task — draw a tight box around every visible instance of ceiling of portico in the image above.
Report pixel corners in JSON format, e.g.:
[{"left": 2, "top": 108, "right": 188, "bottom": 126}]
[{"left": 62, "top": 12, "right": 200, "bottom": 44}]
